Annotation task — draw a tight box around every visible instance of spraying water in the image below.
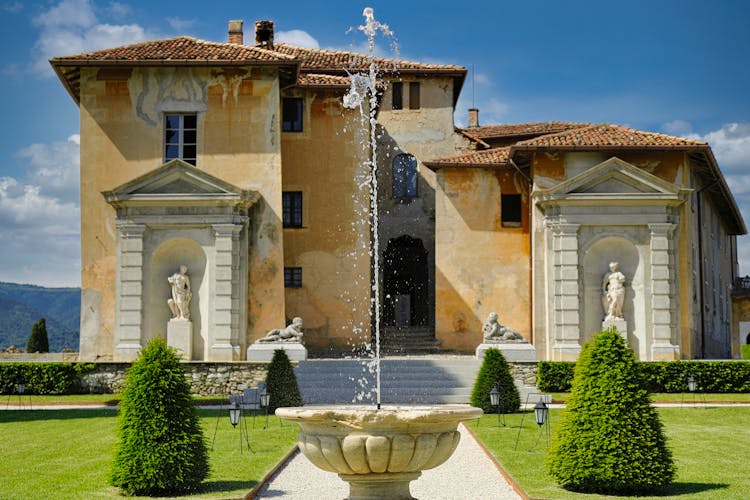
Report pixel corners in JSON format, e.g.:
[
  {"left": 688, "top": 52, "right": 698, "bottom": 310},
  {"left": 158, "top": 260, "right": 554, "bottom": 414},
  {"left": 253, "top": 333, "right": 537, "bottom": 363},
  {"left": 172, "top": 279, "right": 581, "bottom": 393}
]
[{"left": 343, "top": 7, "right": 396, "bottom": 410}]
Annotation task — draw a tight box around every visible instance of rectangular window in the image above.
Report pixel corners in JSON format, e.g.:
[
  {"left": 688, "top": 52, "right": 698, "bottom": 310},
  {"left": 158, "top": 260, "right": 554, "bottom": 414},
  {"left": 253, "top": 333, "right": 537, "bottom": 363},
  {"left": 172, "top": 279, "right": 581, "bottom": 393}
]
[
  {"left": 393, "top": 154, "right": 418, "bottom": 198},
  {"left": 165, "top": 113, "right": 197, "bottom": 165},
  {"left": 282, "top": 191, "right": 303, "bottom": 228},
  {"left": 284, "top": 267, "right": 302, "bottom": 288},
  {"left": 409, "top": 82, "right": 420, "bottom": 109},
  {"left": 391, "top": 82, "right": 403, "bottom": 110},
  {"left": 282, "top": 97, "right": 303, "bottom": 132},
  {"left": 501, "top": 194, "right": 522, "bottom": 227}
]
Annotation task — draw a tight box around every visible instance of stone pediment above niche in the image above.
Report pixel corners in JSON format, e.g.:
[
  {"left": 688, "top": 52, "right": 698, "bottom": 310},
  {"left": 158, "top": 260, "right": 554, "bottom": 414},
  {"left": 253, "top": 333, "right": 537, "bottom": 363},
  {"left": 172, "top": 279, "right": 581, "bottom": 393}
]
[
  {"left": 102, "top": 159, "right": 259, "bottom": 209},
  {"left": 534, "top": 157, "right": 691, "bottom": 207}
]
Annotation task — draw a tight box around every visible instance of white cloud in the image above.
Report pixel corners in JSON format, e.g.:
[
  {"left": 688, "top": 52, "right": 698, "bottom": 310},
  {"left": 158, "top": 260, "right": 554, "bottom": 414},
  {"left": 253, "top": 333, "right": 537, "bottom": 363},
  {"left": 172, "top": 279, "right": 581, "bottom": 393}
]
[
  {"left": 696, "top": 123, "right": 750, "bottom": 171},
  {"left": 15, "top": 135, "right": 80, "bottom": 202},
  {"left": 662, "top": 119, "right": 693, "bottom": 136},
  {"left": 30, "top": 0, "right": 156, "bottom": 77},
  {"left": 106, "top": 1, "right": 130, "bottom": 18},
  {"left": 166, "top": 17, "right": 195, "bottom": 32},
  {"left": 277, "top": 29, "right": 320, "bottom": 49},
  {"left": 0, "top": 137, "right": 82, "bottom": 286},
  {"left": 474, "top": 73, "right": 492, "bottom": 86}
]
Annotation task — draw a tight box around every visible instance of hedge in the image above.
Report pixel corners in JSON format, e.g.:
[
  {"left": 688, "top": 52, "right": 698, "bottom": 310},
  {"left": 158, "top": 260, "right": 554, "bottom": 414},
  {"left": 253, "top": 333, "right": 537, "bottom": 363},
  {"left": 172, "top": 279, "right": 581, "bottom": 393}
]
[
  {"left": 0, "top": 363, "right": 95, "bottom": 395},
  {"left": 538, "top": 360, "right": 750, "bottom": 393}
]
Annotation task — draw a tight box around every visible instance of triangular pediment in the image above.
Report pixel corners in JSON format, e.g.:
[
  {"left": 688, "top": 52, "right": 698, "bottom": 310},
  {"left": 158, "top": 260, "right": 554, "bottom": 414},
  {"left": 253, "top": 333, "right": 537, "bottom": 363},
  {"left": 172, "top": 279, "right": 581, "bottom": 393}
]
[
  {"left": 549, "top": 157, "right": 679, "bottom": 196},
  {"left": 102, "top": 159, "right": 259, "bottom": 207},
  {"left": 534, "top": 157, "right": 691, "bottom": 209}
]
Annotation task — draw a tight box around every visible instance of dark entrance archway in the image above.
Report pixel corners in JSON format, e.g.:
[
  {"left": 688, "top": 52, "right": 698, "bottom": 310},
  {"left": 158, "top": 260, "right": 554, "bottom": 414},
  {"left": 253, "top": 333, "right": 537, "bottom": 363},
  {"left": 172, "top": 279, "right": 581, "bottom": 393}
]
[{"left": 383, "top": 235, "right": 429, "bottom": 327}]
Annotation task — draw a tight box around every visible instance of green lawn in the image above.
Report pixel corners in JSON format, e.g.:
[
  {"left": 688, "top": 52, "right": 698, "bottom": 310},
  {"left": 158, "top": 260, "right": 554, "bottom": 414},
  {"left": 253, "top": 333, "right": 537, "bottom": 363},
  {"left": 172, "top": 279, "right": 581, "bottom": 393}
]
[
  {"left": 0, "top": 409, "right": 298, "bottom": 500},
  {"left": 472, "top": 407, "right": 750, "bottom": 499}
]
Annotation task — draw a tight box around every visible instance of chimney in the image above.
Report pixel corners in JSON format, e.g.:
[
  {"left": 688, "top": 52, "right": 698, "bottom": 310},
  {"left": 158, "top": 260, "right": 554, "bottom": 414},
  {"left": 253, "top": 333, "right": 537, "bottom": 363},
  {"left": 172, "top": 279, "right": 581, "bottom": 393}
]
[
  {"left": 228, "top": 20, "right": 243, "bottom": 44},
  {"left": 255, "top": 20, "right": 274, "bottom": 48},
  {"left": 468, "top": 108, "right": 479, "bottom": 128}
]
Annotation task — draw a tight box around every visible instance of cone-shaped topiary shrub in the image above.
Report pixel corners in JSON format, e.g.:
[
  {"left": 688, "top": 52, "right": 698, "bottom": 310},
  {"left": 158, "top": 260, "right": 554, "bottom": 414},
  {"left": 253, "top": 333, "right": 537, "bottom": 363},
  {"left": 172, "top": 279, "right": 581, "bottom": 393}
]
[
  {"left": 546, "top": 327, "right": 675, "bottom": 494},
  {"left": 111, "top": 338, "right": 208, "bottom": 496},
  {"left": 265, "top": 349, "right": 302, "bottom": 412},
  {"left": 470, "top": 348, "right": 520, "bottom": 413},
  {"left": 27, "top": 318, "right": 49, "bottom": 353}
]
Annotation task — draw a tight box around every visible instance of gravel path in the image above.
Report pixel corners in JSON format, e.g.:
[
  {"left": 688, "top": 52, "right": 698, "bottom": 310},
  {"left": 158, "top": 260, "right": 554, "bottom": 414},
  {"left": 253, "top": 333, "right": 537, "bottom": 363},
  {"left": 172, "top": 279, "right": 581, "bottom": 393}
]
[{"left": 254, "top": 423, "right": 521, "bottom": 499}]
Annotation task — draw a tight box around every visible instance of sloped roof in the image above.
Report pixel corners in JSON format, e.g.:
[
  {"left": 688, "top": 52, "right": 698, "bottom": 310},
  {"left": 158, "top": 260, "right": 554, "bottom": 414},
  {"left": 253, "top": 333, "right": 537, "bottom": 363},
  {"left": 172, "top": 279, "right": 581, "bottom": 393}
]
[
  {"left": 50, "top": 36, "right": 300, "bottom": 103},
  {"left": 295, "top": 73, "right": 351, "bottom": 88},
  {"left": 272, "top": 42, "right": 465, "bottom": 74},
  {"left": 423, "top": 147, "right": 510, "bottom": 170},
  {"left": 462, "top": 121, "right": 589, "bottom": 140},
  {"left": 513, "top": 123, "right": 707, "bottom": 150}
]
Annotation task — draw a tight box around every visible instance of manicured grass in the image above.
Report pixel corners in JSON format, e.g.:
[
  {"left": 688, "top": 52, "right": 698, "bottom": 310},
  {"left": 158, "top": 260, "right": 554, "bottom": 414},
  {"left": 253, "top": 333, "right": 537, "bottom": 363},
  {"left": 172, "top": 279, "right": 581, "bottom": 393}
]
[
  {"left": 472, "top": 407, "right": 750, "bottom": 499},
  {"left": 0, "top": 409, "right": 298, "bottom": 499},
  {"left": 3, "top": 394, "right": 229, "bottom": 405},
  {"left": 546, "top": 392, "right": 750, "bottom": 404}
]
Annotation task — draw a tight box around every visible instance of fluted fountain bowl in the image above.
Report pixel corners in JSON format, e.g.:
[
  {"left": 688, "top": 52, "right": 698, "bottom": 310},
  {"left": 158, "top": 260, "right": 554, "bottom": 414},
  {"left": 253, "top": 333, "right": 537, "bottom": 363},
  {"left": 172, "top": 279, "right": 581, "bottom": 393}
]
[{"left": 276, "top": 405, "right": 483, "bottom": 500}]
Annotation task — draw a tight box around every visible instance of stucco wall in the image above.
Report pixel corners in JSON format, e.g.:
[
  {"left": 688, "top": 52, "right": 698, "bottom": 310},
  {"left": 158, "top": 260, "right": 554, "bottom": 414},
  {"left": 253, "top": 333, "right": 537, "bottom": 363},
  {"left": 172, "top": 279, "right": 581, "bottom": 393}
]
[{"left": 79, "top": 66, "right": 285, "bottom": 360}]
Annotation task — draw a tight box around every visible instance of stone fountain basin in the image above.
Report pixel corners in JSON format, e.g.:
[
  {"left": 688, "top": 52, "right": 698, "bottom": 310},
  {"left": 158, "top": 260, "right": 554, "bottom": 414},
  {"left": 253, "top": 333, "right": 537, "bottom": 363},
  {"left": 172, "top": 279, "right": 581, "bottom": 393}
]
[{"left": 276, "top": 405, "right": 483, "bottom": 476}]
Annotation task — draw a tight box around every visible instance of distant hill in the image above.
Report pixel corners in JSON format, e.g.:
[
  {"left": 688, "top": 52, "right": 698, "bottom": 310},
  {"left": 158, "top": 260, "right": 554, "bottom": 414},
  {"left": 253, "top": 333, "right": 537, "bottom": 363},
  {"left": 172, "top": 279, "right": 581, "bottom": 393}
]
[{"left": 0, "top": 282, "right": 80, "bottom": 352}]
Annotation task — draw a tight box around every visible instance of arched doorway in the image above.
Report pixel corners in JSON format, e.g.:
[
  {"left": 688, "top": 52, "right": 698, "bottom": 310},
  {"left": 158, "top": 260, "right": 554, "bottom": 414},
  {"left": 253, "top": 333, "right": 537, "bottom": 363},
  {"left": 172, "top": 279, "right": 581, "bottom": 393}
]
[{"left": 383, "top": 235, "right": 428, "bottom": 327}]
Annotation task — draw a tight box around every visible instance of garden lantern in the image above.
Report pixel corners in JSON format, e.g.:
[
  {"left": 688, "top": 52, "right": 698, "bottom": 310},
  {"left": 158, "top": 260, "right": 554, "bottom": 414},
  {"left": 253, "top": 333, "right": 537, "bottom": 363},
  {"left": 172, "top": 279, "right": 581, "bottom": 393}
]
[
  {"left": 533, "top": 398, "right": 548, "bottom": 426},
  {"left": 229, "top": 400, "right": 241, "bottom": 428},
  {"left": 687, "top": 376, "right": 697, "bottom": 393},
  {"left": 16, "top": 376, "right": 25, "bottom": 395},
  {"left": 260, "top": 389, "right": 270, "bottom": 428},
  {"left": 489, "top": 385, "right": 505, "bottom": 426}
]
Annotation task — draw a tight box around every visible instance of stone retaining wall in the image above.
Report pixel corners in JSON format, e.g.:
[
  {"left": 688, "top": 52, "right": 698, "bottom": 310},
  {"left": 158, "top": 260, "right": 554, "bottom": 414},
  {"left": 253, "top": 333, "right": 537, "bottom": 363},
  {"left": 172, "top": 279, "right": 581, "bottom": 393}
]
[
  {"left": 509, "top": 361, "right": 538, "bottom": 386},
  {"left": 80, "top": 362, "right": 269, "bottom": 395}
]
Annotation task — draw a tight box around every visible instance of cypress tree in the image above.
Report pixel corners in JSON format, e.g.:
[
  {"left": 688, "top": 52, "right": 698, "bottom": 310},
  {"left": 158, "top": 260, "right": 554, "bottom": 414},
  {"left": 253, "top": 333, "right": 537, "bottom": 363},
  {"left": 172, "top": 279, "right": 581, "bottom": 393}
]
[
  {"left": 265, "top": 349, "right": 302, "bottom": 412},
  {"left": 470, "top": 348, "right": 520, "bottom": 413},
  {"left": 27, "top": 318, "right": 49, "bottom": 353},
  {"left": 111, "top": 338, "right": 208, "bottom": 495},
  {"left": 546, "top": 327, "right": 675, "bottom": 494}
]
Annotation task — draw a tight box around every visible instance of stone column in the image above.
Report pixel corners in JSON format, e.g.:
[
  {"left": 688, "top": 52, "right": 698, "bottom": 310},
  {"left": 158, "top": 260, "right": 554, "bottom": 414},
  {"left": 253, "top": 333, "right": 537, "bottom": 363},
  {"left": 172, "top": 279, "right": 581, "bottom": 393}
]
[
  {"left": 551, "top": 223, "right": 582, "bottom": 360},
  {"left": 649, "top": 223, "right": 679, "bottom": 360},
  {"left": 113, "top": 222, "right": 146, "bottom": 360},
  {"left": 210, "top": 223, "right": 242, "bottom": 360}
]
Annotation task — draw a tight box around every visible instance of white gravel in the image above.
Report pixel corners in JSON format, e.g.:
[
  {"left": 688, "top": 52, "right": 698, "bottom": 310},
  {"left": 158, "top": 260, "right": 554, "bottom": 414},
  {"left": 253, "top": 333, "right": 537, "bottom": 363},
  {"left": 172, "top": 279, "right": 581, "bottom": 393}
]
[{"left": 254, "top": 423, "right": 521, "bottom": 499}]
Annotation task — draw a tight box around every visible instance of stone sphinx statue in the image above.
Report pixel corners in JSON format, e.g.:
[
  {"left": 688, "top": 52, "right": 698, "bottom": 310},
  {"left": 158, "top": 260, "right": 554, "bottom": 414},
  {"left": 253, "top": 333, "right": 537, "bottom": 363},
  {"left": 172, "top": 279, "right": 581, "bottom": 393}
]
[
  {"left": 258, "top": 317, "right": 304, "bottom": 343},
  {"left": 482, "top": 312, "right": 525, "bottom": 343}
]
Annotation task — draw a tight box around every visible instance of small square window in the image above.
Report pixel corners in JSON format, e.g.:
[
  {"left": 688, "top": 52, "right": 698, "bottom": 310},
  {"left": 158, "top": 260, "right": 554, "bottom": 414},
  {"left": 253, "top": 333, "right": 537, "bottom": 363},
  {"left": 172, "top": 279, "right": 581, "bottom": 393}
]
[
  {"left": 282, "top": 98, "right": 303, "bottom": 132},
  {"left": 501, "top": 194, "right": 522, "bottom": 227},
  {"left": 283, "top": 191, "right": 303, "bottom": 228},
  {"left": 284, "top": 267, "right": 302, "bottom": 288},
  {"left": 391, "top": 82, "right": 403, "bottom": 110},
  {"left": 409, "top": 82, "right": 420, "bottom": 110}
]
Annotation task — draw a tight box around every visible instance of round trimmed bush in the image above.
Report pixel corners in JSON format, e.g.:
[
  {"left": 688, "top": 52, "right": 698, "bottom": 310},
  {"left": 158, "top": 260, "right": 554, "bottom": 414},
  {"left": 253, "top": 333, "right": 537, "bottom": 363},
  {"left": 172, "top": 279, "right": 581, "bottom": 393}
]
[
  {"left": 546, "top": 328, "right": 675, "bottom": 494},
  {"left": 111, "top": 338, "right": 208, "bottom": 496},
  {"left": 265, "top": 349, "right": 302, "bottom": 412},
  {"left": 470, "top": 348, "right": 520, "bottom": 413}
]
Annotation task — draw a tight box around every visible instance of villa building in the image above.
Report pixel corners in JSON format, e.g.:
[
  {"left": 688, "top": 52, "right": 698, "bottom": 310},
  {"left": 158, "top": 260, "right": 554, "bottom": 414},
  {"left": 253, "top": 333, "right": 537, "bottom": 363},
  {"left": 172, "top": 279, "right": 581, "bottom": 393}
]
[{"left": 50, "top": 20, "right": 745, "bottom": 362}]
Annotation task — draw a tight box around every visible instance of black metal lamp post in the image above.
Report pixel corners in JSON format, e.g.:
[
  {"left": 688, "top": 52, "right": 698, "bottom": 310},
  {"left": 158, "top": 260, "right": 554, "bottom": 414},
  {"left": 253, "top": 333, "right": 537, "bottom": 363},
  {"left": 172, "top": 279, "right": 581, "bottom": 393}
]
[
  {"left": 489, "top": 385, "right": 505, "bottom": 427},
  {"left": 16, "top": 376, "right": 25, "bottom": 395},
  {"left": 260, "top": 389, "right": 270, "bottom": 429},
  {"left": 533, "top": 398, "right": 550, "bottom": 447},
  {"left": 229, "top": 400, "right": 242, "bottom": 428}
]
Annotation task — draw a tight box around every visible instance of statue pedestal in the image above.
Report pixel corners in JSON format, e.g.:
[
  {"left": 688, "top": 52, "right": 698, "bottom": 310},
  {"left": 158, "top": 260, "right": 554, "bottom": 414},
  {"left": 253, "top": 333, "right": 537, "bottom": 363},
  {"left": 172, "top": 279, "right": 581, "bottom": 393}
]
[
  {"left": 475, "top": 342, "right": 537, "bottom": 361},
  {"left": 602, "top": 318, "right": 627, "bottom": 342},
  {"left": 167, "top": 319, "right": 192, "bottom": 360},
  {"left": 247, "top": 342, "right": 307, "bottom": 362}
]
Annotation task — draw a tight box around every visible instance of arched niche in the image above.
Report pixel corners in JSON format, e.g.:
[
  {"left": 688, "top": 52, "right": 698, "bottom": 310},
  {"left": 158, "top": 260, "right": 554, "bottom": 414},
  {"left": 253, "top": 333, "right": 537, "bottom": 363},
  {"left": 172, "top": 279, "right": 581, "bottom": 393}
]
[
  {"left": 146, "top": 238, "right": 208, "bottom": 359},
  {"left": 582, "top": 236, "right": 645, "bottom": 358}
]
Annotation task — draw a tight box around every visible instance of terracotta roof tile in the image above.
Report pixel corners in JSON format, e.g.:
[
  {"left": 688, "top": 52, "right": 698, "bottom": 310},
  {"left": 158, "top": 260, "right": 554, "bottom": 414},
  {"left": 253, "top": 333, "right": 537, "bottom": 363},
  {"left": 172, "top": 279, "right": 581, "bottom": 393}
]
[
  {"left": 462, "top": 121, "right": 589, "bottom": 140},
  {"left": 272, "top": 42, "right": 465, "bottom": 74},
  {"left": 50, "top": 36, "right": 296, "bottom": 63},
  {"left": 514, "top": 123, "right": 707, "bottom": 149},
  {"left": 295, "top": 73, "right": 350, "bottom": 87},
  {"left": 424, "top": 147, "right": 510, "bottom": 169}
]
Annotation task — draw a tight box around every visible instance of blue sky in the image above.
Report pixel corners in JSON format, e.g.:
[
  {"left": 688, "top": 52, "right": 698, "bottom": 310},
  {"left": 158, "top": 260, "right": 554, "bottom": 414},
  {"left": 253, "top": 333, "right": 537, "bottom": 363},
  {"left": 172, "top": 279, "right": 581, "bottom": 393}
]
[{"left": 1, "top": 0, "right": 750, "bottom": 286}]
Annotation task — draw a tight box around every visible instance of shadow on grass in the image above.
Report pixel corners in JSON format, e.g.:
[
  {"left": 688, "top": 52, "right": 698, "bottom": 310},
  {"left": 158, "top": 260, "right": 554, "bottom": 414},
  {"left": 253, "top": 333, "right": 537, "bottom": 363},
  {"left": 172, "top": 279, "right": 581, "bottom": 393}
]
[
  {"left": 200, "top": 479, "right": 258, "bottom": 494},
  {"left": 661, "top": 482, "right": 730, "bottom": 496},
  {"left": 0, "top": 409, "right": 118, "bottom": 422}
]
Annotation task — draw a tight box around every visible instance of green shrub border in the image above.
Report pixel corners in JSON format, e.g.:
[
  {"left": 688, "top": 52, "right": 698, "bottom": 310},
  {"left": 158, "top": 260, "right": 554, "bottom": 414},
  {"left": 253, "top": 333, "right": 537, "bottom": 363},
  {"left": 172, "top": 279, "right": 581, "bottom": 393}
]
[
  {"left": 538, "top": 360, "right": 750, "bottom": 393},
  {"left": 0, "top": 363, "right": 95, "bottom": 395}
]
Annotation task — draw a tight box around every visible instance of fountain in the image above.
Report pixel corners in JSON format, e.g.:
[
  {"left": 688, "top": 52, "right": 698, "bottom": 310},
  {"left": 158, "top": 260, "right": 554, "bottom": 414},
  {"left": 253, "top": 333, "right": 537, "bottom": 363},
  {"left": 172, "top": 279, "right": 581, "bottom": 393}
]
[{"left": 275, "top": 9, "right": 482, "bottom": 499}]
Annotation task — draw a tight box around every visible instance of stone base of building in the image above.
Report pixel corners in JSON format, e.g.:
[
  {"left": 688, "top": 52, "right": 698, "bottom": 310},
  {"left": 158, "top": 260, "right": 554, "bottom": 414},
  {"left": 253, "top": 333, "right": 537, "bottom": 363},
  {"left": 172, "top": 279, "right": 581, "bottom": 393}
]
[
  {"left": 651, "top": 343, "right": 680, "bottom": 360},
  {"left": 167, "top": 319, "right": 193, "bottom": 360},
  {"left": 475, "top": 342, "right": 537, "bottom": 361},
  {"left": 247, "top": 342, "right": 308, "bottom": 362},
  {"left": 113, "top": 342, "right": 143, "bottom": 361},
  {"left": 551, "top": 342, "right": 582, "bottom": 361}
]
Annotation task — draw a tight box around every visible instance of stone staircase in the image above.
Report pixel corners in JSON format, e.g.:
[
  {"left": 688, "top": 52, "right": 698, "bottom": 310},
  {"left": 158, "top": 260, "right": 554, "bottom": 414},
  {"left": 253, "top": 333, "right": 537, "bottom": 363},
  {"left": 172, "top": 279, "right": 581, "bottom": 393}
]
[
  {"left": 377, "top": 326, "right": 443, "bottom": 355},
  {"left": 294, "top": 357, "right": 482, "bottom": 405}
]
